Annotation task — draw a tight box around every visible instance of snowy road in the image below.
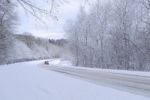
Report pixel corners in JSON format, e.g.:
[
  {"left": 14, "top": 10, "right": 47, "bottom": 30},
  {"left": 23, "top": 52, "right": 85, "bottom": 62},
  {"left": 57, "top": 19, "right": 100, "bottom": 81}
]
[
  {"left": 0, "top": 60, "right": 149, "bottom": 100},
  {"left": 45, "top": 64, "right": 150, "bottom": 98}
]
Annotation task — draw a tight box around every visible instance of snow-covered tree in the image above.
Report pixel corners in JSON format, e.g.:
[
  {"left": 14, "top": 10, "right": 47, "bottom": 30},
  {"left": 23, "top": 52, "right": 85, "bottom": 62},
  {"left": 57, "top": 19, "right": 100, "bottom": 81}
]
[
  {"left": 66, "top": 0, "right": 150, "bottom": 71},
  {"left": 0, "top": 0, "right": 17, "bottom": 64}
]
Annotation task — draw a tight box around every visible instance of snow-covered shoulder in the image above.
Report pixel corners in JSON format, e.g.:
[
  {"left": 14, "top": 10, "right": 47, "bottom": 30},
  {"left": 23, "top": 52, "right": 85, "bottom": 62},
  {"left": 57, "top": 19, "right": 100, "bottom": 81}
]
[{"left": 48, "top": 59, "right": 150, "bottom": 77}]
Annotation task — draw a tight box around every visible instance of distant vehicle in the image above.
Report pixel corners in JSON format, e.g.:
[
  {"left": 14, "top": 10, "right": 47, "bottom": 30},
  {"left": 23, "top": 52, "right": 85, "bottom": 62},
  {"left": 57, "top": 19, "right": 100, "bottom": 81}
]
[{"left": 44, "top": 61, "right": 49, "bottom": 65}]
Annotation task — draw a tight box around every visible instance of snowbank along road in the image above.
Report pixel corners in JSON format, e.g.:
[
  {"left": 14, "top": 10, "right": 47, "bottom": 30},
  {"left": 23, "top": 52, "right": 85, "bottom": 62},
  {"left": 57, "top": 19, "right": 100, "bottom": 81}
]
[{"left": 44, "top": 64, "right": 150, "bottom": 98}]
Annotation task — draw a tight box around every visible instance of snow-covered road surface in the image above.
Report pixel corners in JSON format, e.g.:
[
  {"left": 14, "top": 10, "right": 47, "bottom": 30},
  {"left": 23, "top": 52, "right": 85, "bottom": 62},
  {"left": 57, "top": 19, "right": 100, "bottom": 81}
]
[
  {"left": 0, "top": 60, "right": 149, "bottom": 100},
  {"left": 44, "top": 64, "right": 150, "bottom": 98}
]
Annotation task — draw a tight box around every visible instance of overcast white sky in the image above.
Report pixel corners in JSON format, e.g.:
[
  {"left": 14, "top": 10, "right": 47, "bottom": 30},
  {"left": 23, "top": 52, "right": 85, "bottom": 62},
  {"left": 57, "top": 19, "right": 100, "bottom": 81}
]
[{"left": 17, "top": 0, "right": 95, "bottom": 39}]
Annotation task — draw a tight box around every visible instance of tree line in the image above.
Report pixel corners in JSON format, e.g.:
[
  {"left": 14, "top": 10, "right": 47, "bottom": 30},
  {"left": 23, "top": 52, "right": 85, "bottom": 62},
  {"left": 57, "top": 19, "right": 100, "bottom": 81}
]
[{"left": 66, "top": 0, "right": 150, "bottom": 71}]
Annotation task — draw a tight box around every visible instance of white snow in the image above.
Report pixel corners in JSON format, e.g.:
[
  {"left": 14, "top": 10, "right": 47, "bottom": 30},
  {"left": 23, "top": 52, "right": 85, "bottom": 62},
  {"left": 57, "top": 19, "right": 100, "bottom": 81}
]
[
  {"left": 49, "top": 58, "right": 72, "bottom": 66},
  {"left": 0, "top": 60, "right": 149, "bottom": 100},
  {"left": 48, "top": 59, "right": 150, "bottom": 77}
]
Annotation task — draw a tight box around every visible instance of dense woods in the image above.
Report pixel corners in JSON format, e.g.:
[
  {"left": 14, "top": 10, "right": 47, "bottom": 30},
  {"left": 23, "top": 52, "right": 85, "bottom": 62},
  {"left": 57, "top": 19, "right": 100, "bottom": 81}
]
[{"left": 66, "top": 0, "right": 150, "bottom": 71}]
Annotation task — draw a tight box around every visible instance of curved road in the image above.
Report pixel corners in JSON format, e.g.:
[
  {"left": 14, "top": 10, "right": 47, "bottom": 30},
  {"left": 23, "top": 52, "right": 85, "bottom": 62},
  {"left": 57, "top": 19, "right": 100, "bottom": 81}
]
[{"left": 43, "top": 65, "right": 150, "bottom": 98}]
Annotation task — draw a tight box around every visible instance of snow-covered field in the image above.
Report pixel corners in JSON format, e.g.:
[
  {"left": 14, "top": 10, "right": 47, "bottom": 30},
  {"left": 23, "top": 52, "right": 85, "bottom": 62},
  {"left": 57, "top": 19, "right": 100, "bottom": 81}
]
[{"left": 0, "top": 60, "right": 149, "bottom": 100}]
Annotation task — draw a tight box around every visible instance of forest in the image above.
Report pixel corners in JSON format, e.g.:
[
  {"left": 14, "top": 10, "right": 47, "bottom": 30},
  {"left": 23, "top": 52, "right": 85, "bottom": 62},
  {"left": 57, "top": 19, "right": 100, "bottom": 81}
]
[
  {"left": 0, "top": 0, "right": 149, "bottom": 71},
  {"left": 66, "top": 0, "right": 150, "bottom": 71}
]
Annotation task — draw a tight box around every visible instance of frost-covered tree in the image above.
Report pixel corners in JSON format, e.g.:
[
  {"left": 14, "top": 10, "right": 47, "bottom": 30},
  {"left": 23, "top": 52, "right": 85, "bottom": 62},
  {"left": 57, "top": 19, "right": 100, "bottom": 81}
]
[
  {"left": 110, "top": 0, "right": 137, "bottom": 69},
  {"left": 66, "top": 0, "right": 150, "bottom": 71},
  {"left": 0, "top": 0, "right": 17, "bottom": 64}
]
